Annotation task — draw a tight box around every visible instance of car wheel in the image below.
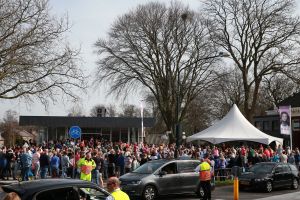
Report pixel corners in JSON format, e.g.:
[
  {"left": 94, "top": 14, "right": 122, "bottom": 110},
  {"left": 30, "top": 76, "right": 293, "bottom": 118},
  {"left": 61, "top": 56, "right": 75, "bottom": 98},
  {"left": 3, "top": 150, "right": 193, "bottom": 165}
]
[
  {"left": 265, "top": 181, "right": 272, "bottom": 193},
  {"left": 291, "top": 178, "right": 299, "bottom": 189},
  {"left": 196, "top": 185, "right": 204, "bottom": 198},
  {"left": 142, "top": 185, "right": 157, "bottom": 200}
]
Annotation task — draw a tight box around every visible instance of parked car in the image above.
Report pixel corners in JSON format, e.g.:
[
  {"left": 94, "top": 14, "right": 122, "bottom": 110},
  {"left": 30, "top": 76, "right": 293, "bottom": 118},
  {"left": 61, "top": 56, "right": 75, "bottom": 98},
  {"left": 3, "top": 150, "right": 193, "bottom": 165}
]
[
  {"left": 0, "top": 179, "right": 109, "bottom": 200},
  {"left": 119, "top": 159, "right": 201, "bottom": 200},
  {"left": 239, "top": 162, "right": 299, "bottom": 192}
]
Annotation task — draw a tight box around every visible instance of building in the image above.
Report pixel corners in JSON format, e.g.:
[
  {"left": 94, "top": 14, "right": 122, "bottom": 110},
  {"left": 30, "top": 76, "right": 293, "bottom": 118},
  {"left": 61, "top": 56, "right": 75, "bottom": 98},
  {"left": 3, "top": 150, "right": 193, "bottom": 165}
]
[
  {"left": 19, "top": 116, "right": 155, "bottom": 144},
  {"left": 254, "top": 93, "right": 300, "bottom": 148}
]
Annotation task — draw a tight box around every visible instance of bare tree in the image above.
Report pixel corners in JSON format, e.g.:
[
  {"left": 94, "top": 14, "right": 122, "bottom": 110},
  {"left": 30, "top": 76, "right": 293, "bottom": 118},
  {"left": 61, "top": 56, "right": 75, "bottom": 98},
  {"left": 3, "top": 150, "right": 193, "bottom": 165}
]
[
  {"left": 119, "top": 104, "right": 138, "bottom": 118},
  {"left": 90, "top": 104, "right": 117, "bottom": 117},
  {"left": 262, "top": 75, "right": 300, "bottom": 106},
  {"left": 204, "top": 0, "right": 300, "bottom": 120},
  {"left": 95, "top": 2, "right": 223, "bottom": 132},
  {"left": 209, "top": 69, "right": 244, "bottom": 118},
  {"left": 67, "top": 103, "right": 85, "bottom": 117},
  {"left": 0, "top": 0, "right": 86, "bottom": 105},
  {"left": 1, "top": 110, "right": 19, "bottom": 146},
  {"left": 182, "top": 96, "right": 211, "bottom": 135}
]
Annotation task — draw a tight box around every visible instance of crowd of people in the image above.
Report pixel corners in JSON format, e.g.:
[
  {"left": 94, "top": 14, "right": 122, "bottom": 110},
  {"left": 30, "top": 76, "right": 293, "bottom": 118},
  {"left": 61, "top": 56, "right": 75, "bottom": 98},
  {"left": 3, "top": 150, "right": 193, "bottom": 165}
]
[{"left": 0, "top": 138, "right": 299, "bottom": 186}]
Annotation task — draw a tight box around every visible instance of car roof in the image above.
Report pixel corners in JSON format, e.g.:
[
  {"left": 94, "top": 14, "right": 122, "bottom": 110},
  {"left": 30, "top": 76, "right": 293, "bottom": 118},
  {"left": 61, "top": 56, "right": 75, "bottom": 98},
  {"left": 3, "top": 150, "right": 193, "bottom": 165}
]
[
  {"left": 255, "top": 162, "right": 277, "bottom": 164},
  {"left": 147, "top": 158, "right": 200, "bottom": 164},
  {"left": 2, "top": 179, "right": 100, "bottom": 196},
  {"left": 255, "top": 162, "right": 288, "bottom": 165}
]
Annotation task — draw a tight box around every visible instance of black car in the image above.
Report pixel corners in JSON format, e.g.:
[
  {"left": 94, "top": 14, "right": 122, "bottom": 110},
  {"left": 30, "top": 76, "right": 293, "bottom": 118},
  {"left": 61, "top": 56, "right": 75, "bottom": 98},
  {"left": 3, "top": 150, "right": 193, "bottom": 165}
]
[
  {"left": 239, "top": 162, "right": 299, "bottom": 192},
  {"left": 119, "top": 159, "right": 201, "bottom": 200},
  {"left": 1, "top": 179, "right": 110, "bottom": 200}
]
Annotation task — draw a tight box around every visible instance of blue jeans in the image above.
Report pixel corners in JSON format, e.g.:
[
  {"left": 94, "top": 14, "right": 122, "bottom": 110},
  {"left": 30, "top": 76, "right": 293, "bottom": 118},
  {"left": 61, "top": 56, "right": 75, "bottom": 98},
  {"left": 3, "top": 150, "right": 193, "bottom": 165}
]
[
  {"left": 92, "top": 170, "right": 100, "bottom": 185},
  {"left": 61, "top": 166, "right": 68, "bottom": 178},
  {"left": 21, "top": 167, "right": 30, "bottom": 181},
  {"left": 13, "top": 162, "right": 19, "bottom": 179},
  {"left": 40, "top": 166, "right": 49, "bottom": 179},
  {"left": 51, "top": 166, "right": 59, "bottom": 177}
]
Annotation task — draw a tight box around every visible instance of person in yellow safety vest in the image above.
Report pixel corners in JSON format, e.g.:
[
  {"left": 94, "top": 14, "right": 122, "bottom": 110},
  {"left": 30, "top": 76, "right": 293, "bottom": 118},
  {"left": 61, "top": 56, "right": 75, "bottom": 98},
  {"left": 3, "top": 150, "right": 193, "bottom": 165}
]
[
  {"left": 77, "top": 152, "right": 96, "bottom": 181},
  {"left": 195, "top": 155, "right": 212, "bottom": 200},
  {"left": 105, "top": 177, "right": 130, "bottom": 200}
]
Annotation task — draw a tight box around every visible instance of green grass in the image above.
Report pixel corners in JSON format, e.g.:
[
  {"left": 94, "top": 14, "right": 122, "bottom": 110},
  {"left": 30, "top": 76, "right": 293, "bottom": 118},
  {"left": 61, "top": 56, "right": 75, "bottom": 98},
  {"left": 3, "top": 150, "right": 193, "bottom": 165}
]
[{"left": 215, "top": 179, "right": 234, "bottom": 186}]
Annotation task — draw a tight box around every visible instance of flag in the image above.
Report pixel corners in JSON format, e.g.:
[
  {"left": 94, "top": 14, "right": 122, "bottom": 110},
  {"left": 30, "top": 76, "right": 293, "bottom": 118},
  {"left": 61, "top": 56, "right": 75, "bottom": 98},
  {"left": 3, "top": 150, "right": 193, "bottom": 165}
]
[{"left": 278, "top": 105, "right": 291, "bottom": 135}]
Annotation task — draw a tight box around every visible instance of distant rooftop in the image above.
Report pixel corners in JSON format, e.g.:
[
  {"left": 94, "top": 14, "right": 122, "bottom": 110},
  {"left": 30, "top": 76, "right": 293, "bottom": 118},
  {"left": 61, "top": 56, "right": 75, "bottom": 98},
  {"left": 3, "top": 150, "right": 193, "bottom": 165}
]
[
  {"left": 278, "top": 92, "right": 300, "bottom": 107},
  {"left": 19, "top": 116, "right": 155, "bottom": 128}
]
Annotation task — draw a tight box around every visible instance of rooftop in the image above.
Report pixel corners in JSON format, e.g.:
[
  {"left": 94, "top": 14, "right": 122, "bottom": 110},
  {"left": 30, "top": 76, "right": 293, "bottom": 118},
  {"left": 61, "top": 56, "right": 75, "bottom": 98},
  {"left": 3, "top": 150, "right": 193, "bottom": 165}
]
[
  {"left": 278, "top": 92, "right": 300, "bottom": 107},
  {"left": 19, "top": 116, "right": 155, "bottom": 128}
]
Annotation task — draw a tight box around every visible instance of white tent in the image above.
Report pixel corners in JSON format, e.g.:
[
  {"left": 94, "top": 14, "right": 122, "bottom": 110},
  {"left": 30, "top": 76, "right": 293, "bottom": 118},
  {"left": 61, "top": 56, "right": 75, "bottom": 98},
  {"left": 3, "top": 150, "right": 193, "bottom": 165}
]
[{"left": 186, "top": 104, "right": 283, "bottom": 145}]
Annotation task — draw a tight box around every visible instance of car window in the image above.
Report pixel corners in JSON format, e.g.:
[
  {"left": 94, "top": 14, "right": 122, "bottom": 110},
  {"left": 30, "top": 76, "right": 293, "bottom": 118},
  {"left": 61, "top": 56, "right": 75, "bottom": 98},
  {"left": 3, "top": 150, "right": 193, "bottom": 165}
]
[
  {"left": 178, "top": 161, "right": 199, "bottom": 173},
  {"left": 161, "top": 162, "right": 177, "bottom": 174},
  {"left": 133, "top": 162, "right": 163, "bottom": 174},
  {"left": 250, "top": 163, "right": 275, "bottom": 173},
  {"left": 35, "top": 187, "right": 77, "bottom": 200},
  {"left": 78, "top": 187, "right": 108, "bottom": 200}
]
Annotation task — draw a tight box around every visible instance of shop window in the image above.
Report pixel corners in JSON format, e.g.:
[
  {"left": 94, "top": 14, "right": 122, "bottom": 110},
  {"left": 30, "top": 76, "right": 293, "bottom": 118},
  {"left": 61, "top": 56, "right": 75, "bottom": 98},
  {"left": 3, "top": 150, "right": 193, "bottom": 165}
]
[
  {"left": 255, "top": 121, "right": 262, "bottom": 130},
  {"left": 272, "top": 120, "right": 280, "bottom": 131},
  {"left": 263, "top": 121, "right": 271, "bottom": 131}
]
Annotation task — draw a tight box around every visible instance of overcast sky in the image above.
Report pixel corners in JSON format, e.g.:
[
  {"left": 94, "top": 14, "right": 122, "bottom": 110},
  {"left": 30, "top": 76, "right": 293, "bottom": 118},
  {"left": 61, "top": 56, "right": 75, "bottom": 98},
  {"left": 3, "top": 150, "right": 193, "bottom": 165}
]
[
  {"left": 0, "top": 0, "right": 299, "bottom": 119},
  {"left": 0, "top": 0, "right": 200, "bottom": 118}
]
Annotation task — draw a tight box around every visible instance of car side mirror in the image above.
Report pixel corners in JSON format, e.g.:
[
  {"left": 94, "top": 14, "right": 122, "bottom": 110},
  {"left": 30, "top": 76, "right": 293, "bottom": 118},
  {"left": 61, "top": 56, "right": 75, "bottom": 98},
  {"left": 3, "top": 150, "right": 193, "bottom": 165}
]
[{"left": 159, "top": 171, "right": 167, "bottom": 177}]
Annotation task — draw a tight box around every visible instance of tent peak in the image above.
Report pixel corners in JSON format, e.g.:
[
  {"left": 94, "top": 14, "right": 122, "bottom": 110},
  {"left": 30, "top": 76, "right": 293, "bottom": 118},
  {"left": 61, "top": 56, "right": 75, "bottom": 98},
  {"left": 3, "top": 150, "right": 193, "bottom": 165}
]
[{"left": 186, "top": 104, "right": 283, "bottom": 145}]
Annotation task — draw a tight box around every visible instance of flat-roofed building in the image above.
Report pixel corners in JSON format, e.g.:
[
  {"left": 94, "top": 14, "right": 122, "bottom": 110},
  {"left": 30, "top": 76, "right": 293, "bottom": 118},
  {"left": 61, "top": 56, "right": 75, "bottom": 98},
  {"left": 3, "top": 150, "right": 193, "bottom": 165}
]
[
  {"left": 19, "top": 116, "right": 155, "bottom": 144},
  {"left": 254, "top": 92, "right": 300, "bottom": 148}
]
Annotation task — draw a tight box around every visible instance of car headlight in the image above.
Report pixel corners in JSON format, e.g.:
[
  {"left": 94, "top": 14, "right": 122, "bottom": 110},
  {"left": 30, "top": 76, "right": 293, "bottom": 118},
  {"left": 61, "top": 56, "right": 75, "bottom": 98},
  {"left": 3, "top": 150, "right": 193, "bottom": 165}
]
[{"left": 130, "top": 180, "right": 142, "bottom": 185}]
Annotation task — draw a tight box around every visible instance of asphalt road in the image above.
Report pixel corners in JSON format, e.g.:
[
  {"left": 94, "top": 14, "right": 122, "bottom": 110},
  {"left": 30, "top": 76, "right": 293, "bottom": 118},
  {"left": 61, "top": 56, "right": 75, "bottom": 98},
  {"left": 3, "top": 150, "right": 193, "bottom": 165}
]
[
  {"left": 158, "top": 185, "right": 300, "bottom": 200},
  {"left": 1, "top": 180, "right": 299, "bottom": 200}
]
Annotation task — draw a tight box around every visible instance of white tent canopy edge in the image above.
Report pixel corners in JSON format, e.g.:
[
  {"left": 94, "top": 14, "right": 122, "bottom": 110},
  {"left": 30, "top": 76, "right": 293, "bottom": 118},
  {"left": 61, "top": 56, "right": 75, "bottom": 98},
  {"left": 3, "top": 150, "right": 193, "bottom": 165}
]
[{"left": 186, "top": 104, "right": 283, "bottom": 145}]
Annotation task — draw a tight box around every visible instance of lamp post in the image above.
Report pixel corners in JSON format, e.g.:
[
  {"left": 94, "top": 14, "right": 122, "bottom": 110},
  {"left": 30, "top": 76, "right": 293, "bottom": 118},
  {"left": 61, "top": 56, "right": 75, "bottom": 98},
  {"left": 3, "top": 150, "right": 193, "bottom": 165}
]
[
  {"left": 182, "top": 132, "right": 186, "bottom": 146},
  {"left": 174, "top": 13, "right": 230, "bottom": 158},
  {"left": 174, "top": 53, "right": 229, "bottom": 158},
  {"left": 140, "top": 100, "right": 144, "bottom": 144}
]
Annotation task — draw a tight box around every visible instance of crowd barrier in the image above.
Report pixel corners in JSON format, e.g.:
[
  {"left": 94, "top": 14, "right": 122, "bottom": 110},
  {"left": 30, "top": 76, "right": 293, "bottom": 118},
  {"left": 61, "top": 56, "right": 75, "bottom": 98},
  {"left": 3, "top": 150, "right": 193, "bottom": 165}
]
[
  {"left": 214, "top": 168, "right": 233, "bottom": 181},
  {"left": 213, "top": 167, "right": 249, "bottom": 181}
]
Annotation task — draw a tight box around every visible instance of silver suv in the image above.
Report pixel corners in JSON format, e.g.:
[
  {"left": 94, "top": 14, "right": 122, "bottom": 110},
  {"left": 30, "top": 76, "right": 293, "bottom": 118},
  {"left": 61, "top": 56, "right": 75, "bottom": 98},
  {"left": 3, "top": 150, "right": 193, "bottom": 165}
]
[{"left": 119, "top": 159, "right": 201, "bottom": 200}]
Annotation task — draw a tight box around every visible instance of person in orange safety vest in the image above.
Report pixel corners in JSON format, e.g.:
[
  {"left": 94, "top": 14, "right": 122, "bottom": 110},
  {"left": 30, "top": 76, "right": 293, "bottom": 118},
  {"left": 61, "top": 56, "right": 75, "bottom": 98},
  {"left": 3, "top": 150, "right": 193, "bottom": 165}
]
[{"left": 195, "top": 155, "right": 212, "bottom": 200}]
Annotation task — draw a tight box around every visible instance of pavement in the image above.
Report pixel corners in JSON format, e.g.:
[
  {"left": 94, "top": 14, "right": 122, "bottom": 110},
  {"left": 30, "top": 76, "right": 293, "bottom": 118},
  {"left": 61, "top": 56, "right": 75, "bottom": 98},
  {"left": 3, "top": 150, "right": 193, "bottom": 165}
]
[
  {"left": 256, "top": 191, "right": 300, "bottom": 200},
  {"left": 0, "top": 179, "right": 300, "bottom": 199}
]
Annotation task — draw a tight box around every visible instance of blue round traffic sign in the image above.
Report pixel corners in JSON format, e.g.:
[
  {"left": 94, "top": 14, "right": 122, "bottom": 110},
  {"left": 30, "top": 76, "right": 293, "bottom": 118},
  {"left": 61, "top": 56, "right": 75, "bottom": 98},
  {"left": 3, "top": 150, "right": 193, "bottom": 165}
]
[{"left": 69, "top": 126, "right": 81, "bottom": 139}]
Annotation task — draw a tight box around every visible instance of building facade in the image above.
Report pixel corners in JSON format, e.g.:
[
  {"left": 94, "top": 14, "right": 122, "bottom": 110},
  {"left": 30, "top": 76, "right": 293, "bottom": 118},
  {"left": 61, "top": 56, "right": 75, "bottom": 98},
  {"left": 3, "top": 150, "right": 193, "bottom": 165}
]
[
  {"left": 254, "top": 93, "right": 300, "bottom": 148},
  {"left": 19, "top": 116, "right": 155, "bottom": 144}
]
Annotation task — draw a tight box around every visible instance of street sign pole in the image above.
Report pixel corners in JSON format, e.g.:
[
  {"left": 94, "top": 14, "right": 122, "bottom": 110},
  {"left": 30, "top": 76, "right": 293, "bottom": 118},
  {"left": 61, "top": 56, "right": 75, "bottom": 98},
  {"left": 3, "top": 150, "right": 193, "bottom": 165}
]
[{"left": 69, "top": 126, "right": 81, "bottom": 179}]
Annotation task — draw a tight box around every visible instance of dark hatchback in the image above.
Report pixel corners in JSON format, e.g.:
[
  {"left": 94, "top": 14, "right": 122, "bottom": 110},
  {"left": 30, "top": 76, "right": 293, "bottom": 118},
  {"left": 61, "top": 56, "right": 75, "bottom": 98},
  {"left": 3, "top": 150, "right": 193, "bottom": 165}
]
[
  {"left": 119, "top": 159, "right": 201, "bottom": 200},
  {"left": 0, "top": 179, "right": 109, "bottom": 200},
  {"left": 239, "top": 162, "right": 299, "bottom": 192}
]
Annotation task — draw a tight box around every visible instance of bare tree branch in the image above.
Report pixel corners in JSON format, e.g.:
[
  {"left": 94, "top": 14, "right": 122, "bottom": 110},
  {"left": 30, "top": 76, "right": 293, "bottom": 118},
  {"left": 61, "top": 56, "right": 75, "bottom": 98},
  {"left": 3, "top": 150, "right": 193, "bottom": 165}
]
[
  {"left": 0, "top": 0, "right": 87, "bottom": 106},
  {"left": 94, "top": 2, "right": 222, "bottom": 131},
  {"left": 204, "top": 0, "right": 300, "bottom": 120}
]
